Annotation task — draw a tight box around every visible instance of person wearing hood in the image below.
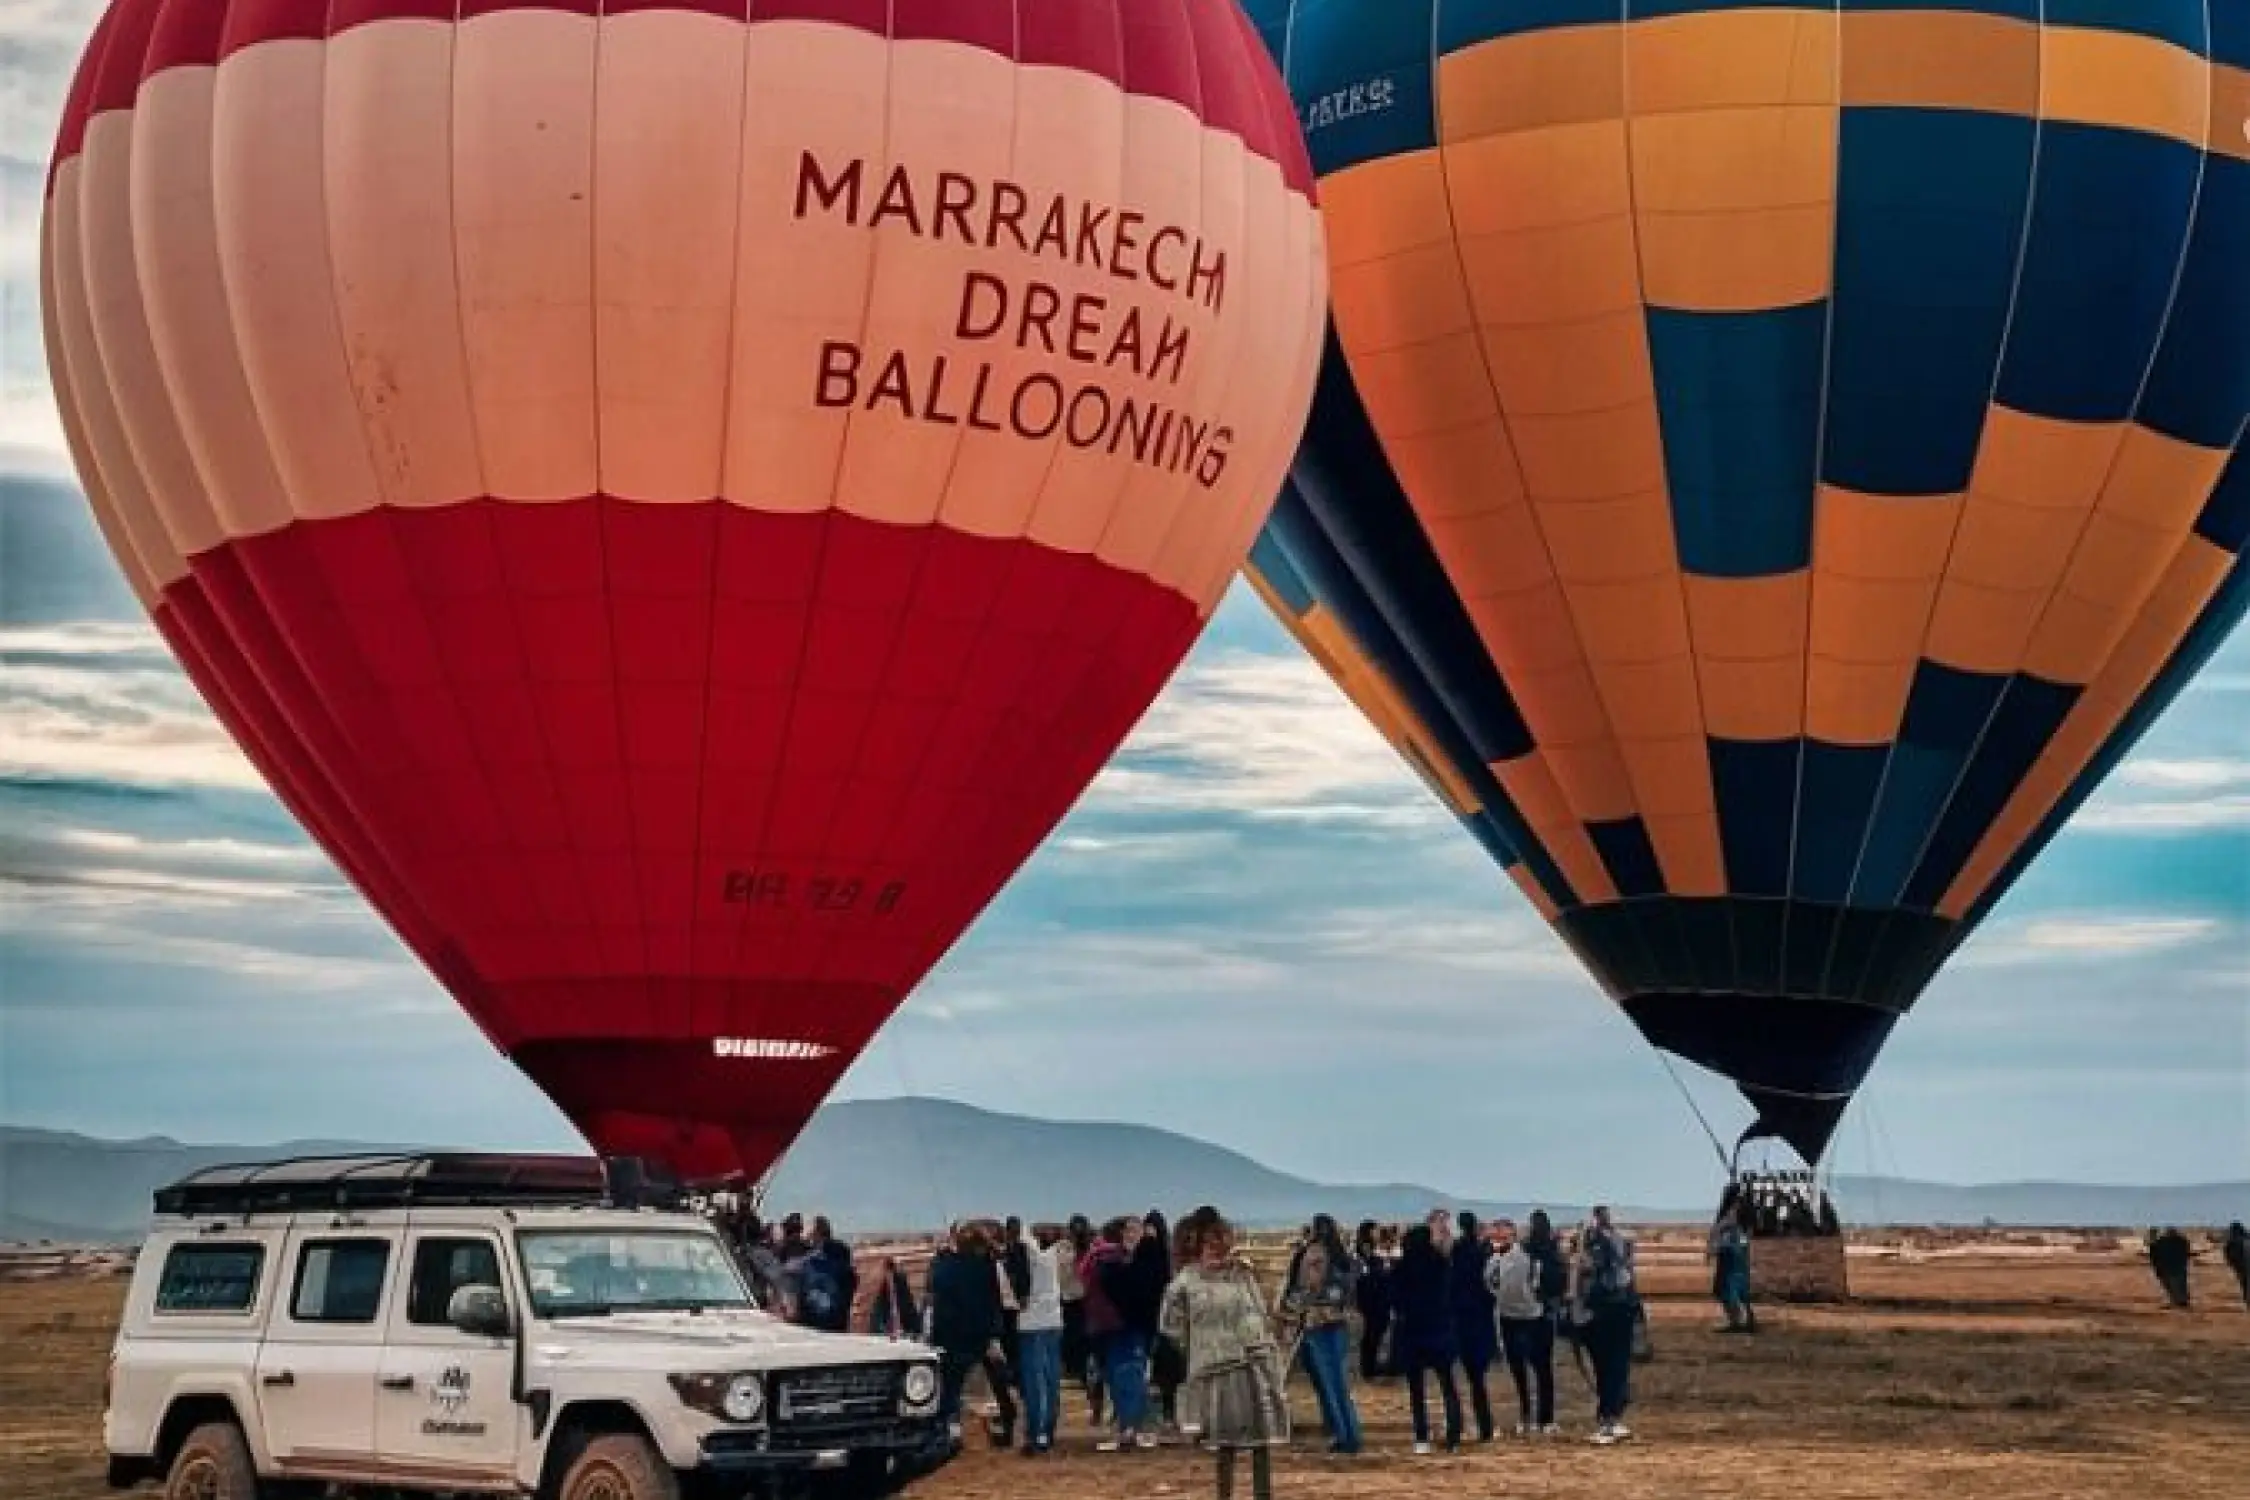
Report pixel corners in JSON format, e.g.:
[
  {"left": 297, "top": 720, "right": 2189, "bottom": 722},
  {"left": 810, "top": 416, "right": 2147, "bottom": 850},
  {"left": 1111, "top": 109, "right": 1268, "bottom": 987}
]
[
  {"left": 1140, "top": 1210, "right": 1187, "bottom": 1434},
  {"left": 1392, "top": 1216, "right": 1463, "bottom": 1454},
  {"left": 1486, "top": 1218, "right": 1558, "bottom": 1436},
  {"left": 925, "top": 1223, "right": 1017, "bottom": 1446},
  {"left": 1450, "top": 1210, "right": 1498, "bottom": 1442}
]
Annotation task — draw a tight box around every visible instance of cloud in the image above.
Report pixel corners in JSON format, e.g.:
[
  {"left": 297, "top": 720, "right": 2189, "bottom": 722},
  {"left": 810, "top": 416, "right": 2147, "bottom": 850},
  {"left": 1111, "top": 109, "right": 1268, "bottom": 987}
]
[
  {"left": 1087, "top": 650, "right": 1444, "bottom": 830},
  {"left": 2076, "top": 759, "right": 2250, "bottom": 834},
  {"left": 1956, "top": 913, "right": 2229, "bottom": 968},
  {"left": 0, "top": 621, "right": 265, "bottom": 792}
]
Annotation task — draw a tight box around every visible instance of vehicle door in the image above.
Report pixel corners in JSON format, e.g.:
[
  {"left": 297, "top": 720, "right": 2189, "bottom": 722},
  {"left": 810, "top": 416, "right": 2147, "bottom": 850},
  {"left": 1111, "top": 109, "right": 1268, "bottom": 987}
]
[
  {"left": 374, "top": 1224, "right": 521, "bottom": 1487},
  {"left": 254, "top": 1226, "right": 400, "bottom": 1482}
]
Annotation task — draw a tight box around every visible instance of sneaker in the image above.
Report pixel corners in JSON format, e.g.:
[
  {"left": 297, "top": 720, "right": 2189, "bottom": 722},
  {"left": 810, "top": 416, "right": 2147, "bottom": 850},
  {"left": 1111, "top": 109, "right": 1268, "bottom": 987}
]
[
  {"left": 1511, "top": 1423, "right": 1532, "bottom": 1439},
  {"left": 1412, "top": 1441, "right": 1434, "bottom": 1457},
  {"left": 1096, "top": 1438, "right": 1124, "bottom": 1453},
  {"left": 1135, "top": 1432, "right": 1161, "bottom": 1450},
  {"left": 1590, "top": 1425, "right": 1619, "bottom": 1447},
  {"left": 1610, "top": 1423, "right": 1634, "bottom": 1442},
  {"left": 1538, "top": 1424, "right": 1563, "bottom": 1439}
]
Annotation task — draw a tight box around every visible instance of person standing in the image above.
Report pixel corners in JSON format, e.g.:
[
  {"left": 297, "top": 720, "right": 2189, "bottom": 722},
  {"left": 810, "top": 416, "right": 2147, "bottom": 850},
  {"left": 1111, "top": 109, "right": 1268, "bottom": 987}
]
[
  {"left": 2149, "top": 1227, "right": 2195, "bottom": 1309},
  {"left": 1573, "top": 1206, "right": 1638, "bottom": 1445},
  {"left": 1708, "top": 1184, "right": 1756, "bottom": 1333},
  {"left": 1161, "top": 1209, "right": 1289, "bottom": 1500},
  {"left": 1450, "top": 1211, "right": 1498, "bottom": 1442},
  {"left": 1087, "top": 1218, "right": 1155, "bottom": 1452},
  {"left": 1015, "top": 1224, "right": 1067, "bottom": 1455},
  {"left": 1392, "top": 1219, "right": 1463, "bottom": 1454},
  {"left": 1351, "top": 1220, "right": 1394, "bottom": 1381},
  {"left": 1486, "top": 1218, "right": 1557, "bottom": 1436},
  {"left": 867, "top": 1256, "right": 920, "bottom": 1340},
  {"left": 2224, "top": 1223, "right": 2248, "bottom": 1310},
  {"left": 925, "top": 1224, "right": 1017, "bottom": 1447},
  {"left": 1280, "top": 1215, "right": 1362, "bottom": 1454},
  {"left": 1060, "top": 1215, "right": 1098, "bottom": 1422},
  {"left": 1141, "top": 1211, "right": 1187, "bottom": 1435}
]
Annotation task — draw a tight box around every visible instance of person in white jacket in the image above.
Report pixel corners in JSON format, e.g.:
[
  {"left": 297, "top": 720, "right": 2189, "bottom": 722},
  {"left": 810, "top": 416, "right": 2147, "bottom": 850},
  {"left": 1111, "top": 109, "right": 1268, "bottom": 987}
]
[
  {"left": 1015, "top": 1224, "right": 1069, "bottom": 1455},
  {"left": 1485, "top": 1218, "right": 1559, "bottom": 1436}
]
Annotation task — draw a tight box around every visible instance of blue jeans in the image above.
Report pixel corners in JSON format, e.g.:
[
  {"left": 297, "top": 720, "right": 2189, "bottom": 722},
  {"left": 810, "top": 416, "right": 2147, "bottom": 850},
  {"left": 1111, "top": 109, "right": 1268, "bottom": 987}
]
[
  {"left": 1300, "top": 1322, "right": 1362, "bottom": 1452},
  {"left": 1101, "top": 1328, "right": 1151, "bottom": 1433},
  {"left": 1017, "top": 1328, "right": 1063, "bottom": 1448}
]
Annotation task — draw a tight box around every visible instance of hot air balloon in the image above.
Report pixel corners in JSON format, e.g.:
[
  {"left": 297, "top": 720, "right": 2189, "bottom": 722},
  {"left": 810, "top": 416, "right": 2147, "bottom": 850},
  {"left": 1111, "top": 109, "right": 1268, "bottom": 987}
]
[
  {"left": 44, "top": 0, "right": 1328, "bottom": 1180},
  {"left": 1244, "top": 0, "right": 2250, "bottom": 1162}
]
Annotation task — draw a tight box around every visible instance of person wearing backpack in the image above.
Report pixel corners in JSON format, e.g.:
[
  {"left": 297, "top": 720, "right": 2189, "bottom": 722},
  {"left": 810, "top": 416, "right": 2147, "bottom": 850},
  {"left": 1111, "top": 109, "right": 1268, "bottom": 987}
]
[
  {"left": 1572, "top": 1206, "right": 1639, "bottom": 1445},
  {"left": 1485, "top": 1218, "right": 1557, "bottom": 1436}
]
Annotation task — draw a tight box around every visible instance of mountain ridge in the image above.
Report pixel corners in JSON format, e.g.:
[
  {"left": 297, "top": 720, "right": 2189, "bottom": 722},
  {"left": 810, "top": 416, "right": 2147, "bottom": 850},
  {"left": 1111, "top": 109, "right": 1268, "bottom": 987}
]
[{"left": 4, "top": 1099, "right": 2242, "bottom": 1242}]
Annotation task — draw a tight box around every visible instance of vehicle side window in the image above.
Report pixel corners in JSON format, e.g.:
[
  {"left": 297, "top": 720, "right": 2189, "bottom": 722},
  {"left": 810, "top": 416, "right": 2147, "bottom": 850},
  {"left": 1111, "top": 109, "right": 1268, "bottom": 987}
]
[
  {"left": 407, "top": 1237, "right": 504, "bottom": 1326},
  {"left": 290, "top": 1239, "right": 391, "bottom": 1324},
  {"left": 154, "top": 1243, "right": 265, "bottom": 1314}
]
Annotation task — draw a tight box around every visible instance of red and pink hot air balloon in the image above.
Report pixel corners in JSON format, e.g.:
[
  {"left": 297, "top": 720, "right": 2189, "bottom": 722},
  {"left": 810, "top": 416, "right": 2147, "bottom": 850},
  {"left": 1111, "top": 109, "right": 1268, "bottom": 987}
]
[{"left": 44, "top": 0, "right": 1327, "bottom": 1179}]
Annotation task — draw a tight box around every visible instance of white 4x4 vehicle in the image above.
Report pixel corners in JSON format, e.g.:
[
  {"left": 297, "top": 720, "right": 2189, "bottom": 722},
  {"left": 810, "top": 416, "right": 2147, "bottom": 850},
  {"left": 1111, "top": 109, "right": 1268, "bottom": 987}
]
[{"left": 104, "top": 1153, "right": 950, "bottom": 1500}]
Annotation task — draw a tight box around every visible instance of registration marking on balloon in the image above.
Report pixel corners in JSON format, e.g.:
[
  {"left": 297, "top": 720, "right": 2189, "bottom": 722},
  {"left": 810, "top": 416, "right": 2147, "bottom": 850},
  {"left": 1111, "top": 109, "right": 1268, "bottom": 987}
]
[{"left": 797, "top": 151, "right": 1241, "bottom": 491}]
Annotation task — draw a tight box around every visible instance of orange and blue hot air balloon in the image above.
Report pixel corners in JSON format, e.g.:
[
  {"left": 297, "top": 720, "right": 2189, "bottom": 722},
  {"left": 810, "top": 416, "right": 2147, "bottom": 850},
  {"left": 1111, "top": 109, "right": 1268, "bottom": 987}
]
[
  {"left": 1246, "top": 0, "right": 2250, "bottom": 1161},
  {"left": 43, "top": 0, "right": 1329, "bottom": 1180}
]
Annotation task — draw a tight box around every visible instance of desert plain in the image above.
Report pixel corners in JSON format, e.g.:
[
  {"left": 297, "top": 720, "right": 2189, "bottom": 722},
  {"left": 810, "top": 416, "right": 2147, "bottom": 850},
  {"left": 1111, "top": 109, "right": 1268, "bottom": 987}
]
[{"left": 4, "top": 1230, "right": 2246, "bottom": 1500}]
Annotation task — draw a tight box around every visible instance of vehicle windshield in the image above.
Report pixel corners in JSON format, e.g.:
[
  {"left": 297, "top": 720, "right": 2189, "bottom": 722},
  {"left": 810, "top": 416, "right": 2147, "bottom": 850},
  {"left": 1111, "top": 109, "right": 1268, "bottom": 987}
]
[{"left": 517, "top": 1230, "right": 756, "bottom": 1319}]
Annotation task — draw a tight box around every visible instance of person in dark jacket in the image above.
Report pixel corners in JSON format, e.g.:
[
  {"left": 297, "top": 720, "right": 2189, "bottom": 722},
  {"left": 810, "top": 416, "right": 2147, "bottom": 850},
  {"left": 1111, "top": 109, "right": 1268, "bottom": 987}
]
[
  {"left": 868, "top": 1256, "right": 920, "bottom": 1339},
  {"left": 2148, "top": 1227, "right": 2195, "bottom": 1309},
  {"left": 926, "top": 1223, "right": 1017, "bottom": 1445},
  {"left": 806, "top": 1217, "right": 858, "bottom": 1334},
  {"left": 1352, "top": 1220, "right": 1395, "bottom": 1381},
  {"left": 1084, "top": 1218, "right": 1152, "bottom": 1450},
  {"left": 1450, "top": 1211, "right": 1498, "bottom": 1441},
  {"left": 1392, "top": 1218, "right": 1463, "bottom": 1453},
  {"left": 2225, "top": 1223, "right": 2248, "bottom": 1310},
  {"left": 1138, "top": 1210, "right": 1185, "bottom": 1432},
  {"left": 1064, "top": 1215, "right": 1104, "bottom": 1424}
]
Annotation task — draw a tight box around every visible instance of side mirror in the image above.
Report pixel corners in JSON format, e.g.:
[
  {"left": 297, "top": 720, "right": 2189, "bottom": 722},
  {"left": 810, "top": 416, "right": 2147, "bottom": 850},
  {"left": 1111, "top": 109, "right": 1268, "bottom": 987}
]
[{"left": 448, "top": 1284, "right": 513, "bottom": 1339}]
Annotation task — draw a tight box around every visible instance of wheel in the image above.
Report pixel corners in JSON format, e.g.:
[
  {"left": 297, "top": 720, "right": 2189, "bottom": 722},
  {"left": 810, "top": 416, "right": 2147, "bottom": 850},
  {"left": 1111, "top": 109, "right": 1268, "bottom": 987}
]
[
  {"left": 555, "top": 1433, "right": 682, "bottom": 1500},
  {"left": 163, "top": 1422, "right": 259, "bottom": 1500}
]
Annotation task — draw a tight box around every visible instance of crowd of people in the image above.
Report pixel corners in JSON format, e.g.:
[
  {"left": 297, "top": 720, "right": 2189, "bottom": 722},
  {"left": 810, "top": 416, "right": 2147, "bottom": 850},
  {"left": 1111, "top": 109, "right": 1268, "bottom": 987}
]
[{"left": 718, "top": 1199, "right": 1652, "bottom": 1491}]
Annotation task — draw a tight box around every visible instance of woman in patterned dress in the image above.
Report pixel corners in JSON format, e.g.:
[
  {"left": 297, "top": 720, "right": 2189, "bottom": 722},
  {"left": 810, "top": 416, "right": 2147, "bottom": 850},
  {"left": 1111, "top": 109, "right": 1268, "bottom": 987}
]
[{"left": 1160, "top": 1208, "right": 1290, "bottom": 1499}]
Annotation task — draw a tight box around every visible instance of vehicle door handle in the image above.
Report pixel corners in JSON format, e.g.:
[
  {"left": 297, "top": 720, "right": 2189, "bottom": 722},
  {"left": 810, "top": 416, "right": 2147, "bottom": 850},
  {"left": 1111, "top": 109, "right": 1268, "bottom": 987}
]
[
  {"left": 261, "top": 1371, "right": 295, "bottom": 1388},
  {"left": 381, "top": 1375, "right": 415, "bottom": 1392}
]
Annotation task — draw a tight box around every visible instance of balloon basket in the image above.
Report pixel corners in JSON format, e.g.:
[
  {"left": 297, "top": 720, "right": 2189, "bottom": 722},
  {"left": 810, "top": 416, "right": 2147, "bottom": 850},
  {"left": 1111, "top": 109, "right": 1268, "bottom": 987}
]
[{"left": 1750, "top": 1234, "right": 1851, "bottom": 1304}]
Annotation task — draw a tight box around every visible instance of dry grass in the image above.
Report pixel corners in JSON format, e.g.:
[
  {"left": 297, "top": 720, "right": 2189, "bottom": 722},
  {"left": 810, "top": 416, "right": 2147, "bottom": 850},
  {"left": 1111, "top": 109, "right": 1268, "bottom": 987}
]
[{"left": 4, "top": 1246, "right": 2245, "bottom": 1499}]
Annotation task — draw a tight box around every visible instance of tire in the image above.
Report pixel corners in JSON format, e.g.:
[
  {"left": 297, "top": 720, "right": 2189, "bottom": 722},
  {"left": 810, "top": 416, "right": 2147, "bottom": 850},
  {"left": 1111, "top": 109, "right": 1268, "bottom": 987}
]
[
  {"left": 556, "top": 1433, "right": 682, "bottom": 1500},
  {"left": 163, "top": 1422, "right": 259, "bottom": 1500}
]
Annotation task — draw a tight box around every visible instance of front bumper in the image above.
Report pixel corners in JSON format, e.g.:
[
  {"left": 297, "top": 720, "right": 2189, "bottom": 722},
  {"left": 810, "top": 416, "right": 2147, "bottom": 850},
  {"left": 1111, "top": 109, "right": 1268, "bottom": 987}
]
[{"left": 698, "top": 1420, "right": 953, "bottom": 1477}]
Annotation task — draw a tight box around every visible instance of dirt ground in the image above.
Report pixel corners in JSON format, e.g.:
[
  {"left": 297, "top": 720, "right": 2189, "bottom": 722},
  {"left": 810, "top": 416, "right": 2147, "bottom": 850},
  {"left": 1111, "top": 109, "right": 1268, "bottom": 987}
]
[{"left": 4, "top": 1245, "right": 2245, "bottom": 1499}]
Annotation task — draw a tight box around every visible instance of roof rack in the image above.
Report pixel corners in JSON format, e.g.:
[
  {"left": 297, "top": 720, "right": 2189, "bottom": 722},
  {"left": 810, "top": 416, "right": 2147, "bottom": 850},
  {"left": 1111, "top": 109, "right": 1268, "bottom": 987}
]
[{"left": 150, "top": 1152, "right": 679, "bottom": 1217}]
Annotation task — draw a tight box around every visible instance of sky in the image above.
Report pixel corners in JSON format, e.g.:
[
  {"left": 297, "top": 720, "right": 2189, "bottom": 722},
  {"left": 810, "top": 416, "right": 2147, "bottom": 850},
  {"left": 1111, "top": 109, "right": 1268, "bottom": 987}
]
[{"left": 2, "top": 2, "right": 2247, "bottom": 1212}]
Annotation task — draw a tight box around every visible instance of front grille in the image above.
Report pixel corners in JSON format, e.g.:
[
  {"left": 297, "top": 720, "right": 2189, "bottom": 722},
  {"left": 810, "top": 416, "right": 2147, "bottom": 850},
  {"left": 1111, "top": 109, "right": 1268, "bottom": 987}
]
[{"left": 772, "top": 1363, "right": 900, "bottom": 1431}]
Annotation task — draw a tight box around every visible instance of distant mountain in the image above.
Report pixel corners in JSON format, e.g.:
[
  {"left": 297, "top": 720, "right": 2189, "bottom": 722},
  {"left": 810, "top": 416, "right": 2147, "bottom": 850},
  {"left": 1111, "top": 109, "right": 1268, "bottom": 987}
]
[{"left": 3, "top": 1103, "right": 2243, "bottom": 1243}]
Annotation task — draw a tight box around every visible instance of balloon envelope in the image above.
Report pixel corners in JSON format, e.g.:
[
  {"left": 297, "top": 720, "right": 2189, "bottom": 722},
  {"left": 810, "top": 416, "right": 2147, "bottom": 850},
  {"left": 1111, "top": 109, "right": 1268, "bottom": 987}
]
[
  {"left": 1245, "top": 0, "right": 2250, "bottom": 1159},
  {"left": 45, "top": 0, "right": 1327, "bottom": 1178}
]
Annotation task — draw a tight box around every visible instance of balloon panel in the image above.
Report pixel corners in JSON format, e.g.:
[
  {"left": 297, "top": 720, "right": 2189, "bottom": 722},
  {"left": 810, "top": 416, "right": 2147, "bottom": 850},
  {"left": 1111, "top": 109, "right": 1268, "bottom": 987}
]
[
  {"left": 46, "top": 0, "right": 1327, "bottom": 1179},
  {"left": 1248, "top": 0, "right": 2250, "bottom": 1157}
]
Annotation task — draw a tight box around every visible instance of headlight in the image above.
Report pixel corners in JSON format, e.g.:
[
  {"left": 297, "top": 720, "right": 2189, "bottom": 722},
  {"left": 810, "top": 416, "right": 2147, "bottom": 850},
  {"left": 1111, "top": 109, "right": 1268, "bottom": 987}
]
[
  {"left": 669, "top": 1371, "right": 766, "bottom": 1425},
  {"left": 722, "top": 1374, "right": 765, "bottom": 1424},
  {"left": 902, "top": 1363, "right": 939, "bottom": 1409}
]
